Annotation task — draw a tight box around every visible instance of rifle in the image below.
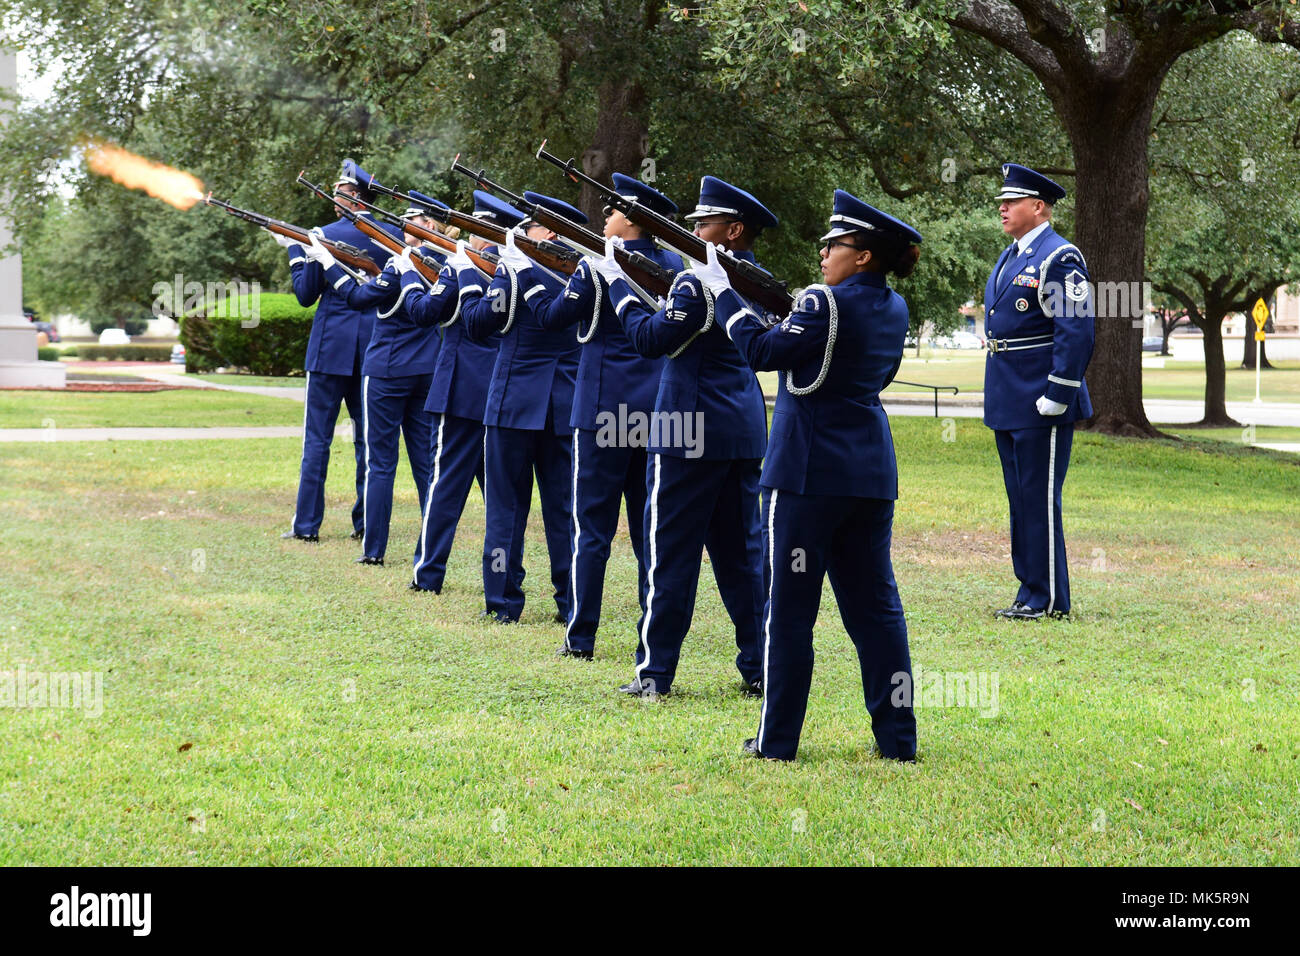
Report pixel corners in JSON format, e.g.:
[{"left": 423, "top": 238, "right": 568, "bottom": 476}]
[
  {"left": 363, "top": 176, "right": 581, "bottom": 277},
  {"left": 448, "top": 156, "right": 674, "bottom": 298},
  {"left": 535, "top": 140, "right": 793, "bottom": 316},
  {"left": 296, "top": 172, "right": 450, "bottom": 286},
  {"left": 204, "top": 194, "right": 382, "bottom": 280},
  {"left": 340, "top": 192, "right": 499, "bottom": 277}
]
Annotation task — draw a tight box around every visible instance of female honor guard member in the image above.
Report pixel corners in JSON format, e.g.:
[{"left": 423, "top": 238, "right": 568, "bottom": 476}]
[
  {"left": 301, "top": 198, "right": 447, "bottom": 566},
  {"left": 510, "top": 174, "right": 682, "bottom": 661},
  {"left": 983, "top": 164, "right": 1094, "bottom": 621},
  {"left": 708, "top": 190, "right": 921, "bottom": 763},
  {"left": 273, "top": 159, "right": 402, "bottom": 542},
  {"left": 591, "top": 175, "right": 772, "bottom": 699},
  {"left": 456, "top": 193, "right": 582, "bottom": 624},
  {"left": 403, "top": 196, "right": 502, "bottom": 594}
]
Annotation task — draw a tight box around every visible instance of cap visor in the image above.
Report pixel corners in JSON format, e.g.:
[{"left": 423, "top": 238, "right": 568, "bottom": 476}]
[{"left": 820, "top": 226, "right": 857, "bottom": 242}]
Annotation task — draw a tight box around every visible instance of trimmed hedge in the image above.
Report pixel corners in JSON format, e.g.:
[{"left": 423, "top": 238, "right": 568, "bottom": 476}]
[
  {"left": 37, "top": 346, "right": 60, "bottom": 361},
  {"left": 180, "top": 292, "right": 315, "bottom": 376},
  {"left": 61, "top": 346, "right": 78, "bottom": 358},
  {"left": 76, "top": 344, "right": 176, "bottom": 361}
]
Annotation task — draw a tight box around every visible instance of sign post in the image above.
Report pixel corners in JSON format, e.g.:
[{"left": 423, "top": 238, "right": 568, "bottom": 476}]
[{"left": 1250, "top": 298, "right": 1269, "bottom": 405}]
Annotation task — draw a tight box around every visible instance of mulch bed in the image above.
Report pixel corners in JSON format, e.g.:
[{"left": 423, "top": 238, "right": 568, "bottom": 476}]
[{"left": 2, "top": 382, "right": 183, "bottom": 393}]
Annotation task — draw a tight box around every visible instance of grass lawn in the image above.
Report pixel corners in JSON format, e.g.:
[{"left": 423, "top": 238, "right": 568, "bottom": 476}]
[
  {"left": 1, "top": 414, "right": 1297, "bottom": 865},
  {"left": 189, "top": 373, "right": 305, "bottom": 388},
  {"left": 872, "top": 353, "right": 1300, "bottom": 404},
  {"left": 0, "top": 389, "right": 309, "bottom": 429},
  {"left": 1165, "top": 425, "right": 1300, "bottom": 444}
]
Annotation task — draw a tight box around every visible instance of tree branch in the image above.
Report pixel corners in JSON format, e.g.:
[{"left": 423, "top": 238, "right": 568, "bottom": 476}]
[{"left": 949, "top": 0, "right": 1065, "bottom": 90}]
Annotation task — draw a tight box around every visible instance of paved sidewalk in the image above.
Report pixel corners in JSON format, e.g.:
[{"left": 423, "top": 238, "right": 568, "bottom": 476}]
[{"left": 141, "top": 370, "right": 306, "bottom": 401}]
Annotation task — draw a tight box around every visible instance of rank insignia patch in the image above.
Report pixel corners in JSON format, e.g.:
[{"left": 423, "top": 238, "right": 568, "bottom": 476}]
[{"left": 1065, "top": 269, "right": 1089, "bottom": 302}]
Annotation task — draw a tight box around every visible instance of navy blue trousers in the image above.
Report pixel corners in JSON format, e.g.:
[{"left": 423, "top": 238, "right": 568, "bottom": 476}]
[
  {"left": 360, "top": 373, "right": 434, "bottom": 561},
  {"left": 411, "top": 413, "right": 486, "bottom": 592},
  {"left": 482, "top": 419, "right": 573, "bottom": 622},
  {"left": 755, "top": 490, "right": 916, "bottom": 762},
  {"left": 291, "top": 370, "right": 365, "bottom": 537},
  {"left": 994, "top": 423, "right": 1075, "bottom": 613},
  {"left": 633, "top": 454, "right": 765, "bottom": 694},
  {"left": 563, "top": 428, "right": 649, "bottom": 654}
]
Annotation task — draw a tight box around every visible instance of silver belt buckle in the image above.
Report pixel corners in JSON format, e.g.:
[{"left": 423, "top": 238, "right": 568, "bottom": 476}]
[{"left": 987, "top": 339, "right": 1007, "bottom": 353}]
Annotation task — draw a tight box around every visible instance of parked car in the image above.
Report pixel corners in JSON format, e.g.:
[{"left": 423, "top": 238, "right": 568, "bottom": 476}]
[
  {"left": 98, "top": 328, "right": 130, "bottom": 346},
  {"left": 33, "top": 320, "right": 60, "bottom": 344},
  {"left": 949, "top": 330, "right": 984, "bottom": 350},
  {"left": 170, "top": 344, "right": 186, "bottom": 366},
  {"left": 1142, "top": 335, "right": 1164, "bottom": 352}
]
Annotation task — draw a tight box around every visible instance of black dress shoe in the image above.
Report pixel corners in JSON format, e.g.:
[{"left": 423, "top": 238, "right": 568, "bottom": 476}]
[
  {"left": 617, "top": 676, "right": 665, "bottom": 698},
  {"left": 280, "top": 530, "right": 319, "bottom": 542},
  {"left": 480, "top": 609, "right": 516, "bottom": 625},
  {"left": 349, "top": 529, "right": 364, "bottom": 540},
  {"left": 408, "top": 582, "right": 436, "bottom": 592},
  {"left": 355, "top": 555, "right": 384, "bottom": 566},
  {"left": 742, "top": 738, "right": 790, "bottom": 761},
  {"left": 740, "top": 678, "right": 763, "bottom": 698},
  {"left": 1047, "top": 609, "right": 1070, "bottom": 621},
  {"left": 995, "top": 602, "right": 1044, "bottom": 620},
  {"left": 556, "top": 646, "right": 593, "bottom": 660},
  {"left": 553, "top": 610, "right": 568, "bottom": 625}
]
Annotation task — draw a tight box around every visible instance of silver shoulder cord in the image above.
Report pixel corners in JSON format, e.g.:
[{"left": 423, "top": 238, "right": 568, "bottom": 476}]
[
  {"left": 784, "top": 284, "right": 838, "bottom": 397},
  {"left": 1036, "top": 244, "right": 1088, "bottom": 314},
  {"left": 667, "top": 272, "right": 715, "bottom": 360},
  {"left": 577, "top": 267, "right": 603, "bottom": 344},
  {"left": 499, "top": 263, "right": 521, "bottom": 335}
]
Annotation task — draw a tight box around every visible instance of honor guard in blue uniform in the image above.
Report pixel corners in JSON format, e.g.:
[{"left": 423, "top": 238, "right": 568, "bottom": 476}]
[
  {"left": 714, "top": 190, "right": 921, "bottom": 762},
  {"left": 591, "top": 175, "right": 773, "bottom": 698},
  {"left": 274, "top": 159, "right": 403, "bottom": 542},
  {"left": 984, "top": 164, "right": 1094, "bottom": 620},
  {"left": 456, "top": 192, "right": 581, "bottom": 624},
  {"left": 513, "top": 174, "right": 683, "bottom": 660},
  {"left": 404, "top": 200, "right": 503, "bottom": 593},
  {"left": 302, "top": 196, "right": 448, "bottom": 565}
]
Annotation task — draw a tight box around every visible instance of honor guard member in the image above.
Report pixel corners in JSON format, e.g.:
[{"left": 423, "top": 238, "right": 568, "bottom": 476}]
[
  {"left": 301, "top": 195, "right": 448, "bottom": 565},
  {"left": 456, "top": 192, "right": 581, "bottom": 624},
  {"left": 984, "top": 164, "right": 1094, "bottom": 620},
  {"left": 713, "top": 190, "right": 920, "bottom": 762},
  {"left": 404, "top": 214, "right": 501, "bottom": 593},
  {"left": 592, "top": 175, "right": 772, "bottom": 698},
  {"left": 273, "top": 159, "right": 402, "bottom": 542},
  {"left": 516, "top": 174, "right": 683, "bottom": 660}
]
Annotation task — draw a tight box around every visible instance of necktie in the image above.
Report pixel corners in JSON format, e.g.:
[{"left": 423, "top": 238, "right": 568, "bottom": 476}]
[{"left": 996, "top": 242, "right": 1019, "bottom": 290}]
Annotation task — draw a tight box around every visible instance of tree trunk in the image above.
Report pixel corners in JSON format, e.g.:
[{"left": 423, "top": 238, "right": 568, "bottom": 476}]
[
  {"left": 1198, "top": 310, "right": 1239, "bottom": 427},
  {"left": 1059, "top": 82, "right": 1163, "bottom": 437},
  {"left": 577, "top": 79, "right": 648, "bottom": 224},
  {"left": 1240, "top": 318, "right": 1274, "bottom": 370}
]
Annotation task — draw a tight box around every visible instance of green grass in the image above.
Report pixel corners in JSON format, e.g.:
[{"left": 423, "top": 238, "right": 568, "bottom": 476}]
[
  {"left": 1, "top": 410, "right": 1297, "bottom": 864},
  {"left": 0, "top": 389, "right": 308, "bottom": 429},
  {"left": 189, "top": 373, "right": 305, "bottom": 388},
  {"left": 1165, "top": 425, "right": 1300, "bottom": 444}
]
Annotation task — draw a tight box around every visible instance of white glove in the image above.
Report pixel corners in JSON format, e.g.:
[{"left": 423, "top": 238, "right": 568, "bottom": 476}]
[
  {"left": 688, "top": 241, "right": 733, "bottom": 297},
  {"left": 392, "top": 246, "right": 418, "bottom": 276},
  {"left": 588, "top": 237, "right": 627, "bottom": 285},
  {"left": 270, "top": 230, "right": 298, "bottom": 249},
  {"left": 304, "top": 230, "right": 338, "bottom": 269},
  {"left": 1036, "top": 395, "right": 1068, "bottom": 416},
  {"left": 500, "top": 229, "right": 531, "bottom": 271},
  {"left": 447, "top": 240, "right": 478, "bottom": 280}
]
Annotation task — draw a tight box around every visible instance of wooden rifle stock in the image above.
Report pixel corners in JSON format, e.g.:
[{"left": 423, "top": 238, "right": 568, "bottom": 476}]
[
  {"left": 204, "top": 194, "right": 381, "bottom": 276},
  {"left": 535, "top": 141, "right": 793, "bottom": 315}
]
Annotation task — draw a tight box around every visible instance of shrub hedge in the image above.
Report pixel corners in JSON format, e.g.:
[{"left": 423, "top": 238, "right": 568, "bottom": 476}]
[
  {"left": 37, "top": 346, "right": 60, "bottom": 361},
  {"left": 180, "top": 293, "right": 315, "bottom": 375},
  {"left": 75, "top": 344, "right": 176, "bottom": 361}
]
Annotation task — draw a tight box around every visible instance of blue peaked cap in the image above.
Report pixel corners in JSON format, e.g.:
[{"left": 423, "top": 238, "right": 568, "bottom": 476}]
[
  {"left": 996, "top": 163, "right": 1066, "bottom": 204},
  {"left": 333, "top": 158, "right": 374, "bottom": 191},
  {"left": 522, "top": 190, "right": 588, "bottom": 225},
  {"left": 473, "top": 190, "right": 526, "bottom": 228},
  {"left": 821, "top": 190, "right": 922, "bottom": 245},
  {"left": 404, "top": 189, "right": 449, "bottom": 218},
  {"left": 684, "top": 175, "right": 778, "bottom": 231},
  {"left": 610, "top": 172, "right": 678, "bottom": 218}
]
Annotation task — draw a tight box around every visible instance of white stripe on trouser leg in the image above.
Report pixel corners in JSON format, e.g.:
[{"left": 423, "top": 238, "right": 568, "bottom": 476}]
[
  {"left": 756, "top": 489, "right": 778, "bottom": 754},
  {"left": 412, "top": 413, "right": 446, "bottom": 583},
  {"left": 361, "top": 375, "right": 372, "bottom": 549},
  {"left": 291, "top": 370, "right": 312, "bottom": 530},
  {"left": 634, "top": 454, "right": 662, "bottom": 682},
  {"left": 1046, "top": 425, "right": 1057, "bottom": 614},
  {"left": 564, "top": 429, "right": 580, "bottom": 649}
]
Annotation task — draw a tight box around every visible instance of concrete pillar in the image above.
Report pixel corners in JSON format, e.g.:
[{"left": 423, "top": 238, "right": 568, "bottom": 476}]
[{"left": 0, "top": 47, "right": 65, "bottom": 388}]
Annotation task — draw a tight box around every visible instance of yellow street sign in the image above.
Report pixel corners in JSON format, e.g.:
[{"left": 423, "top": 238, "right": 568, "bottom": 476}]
[
  {"left": 1255, "top": 330, "right": 1266, "bottom": 341},
  {"left": 1252, "top": 298, "right": 1269, "bottom": 330}
]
